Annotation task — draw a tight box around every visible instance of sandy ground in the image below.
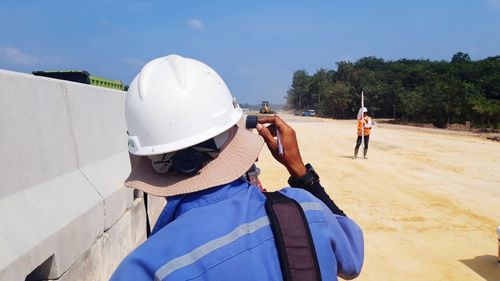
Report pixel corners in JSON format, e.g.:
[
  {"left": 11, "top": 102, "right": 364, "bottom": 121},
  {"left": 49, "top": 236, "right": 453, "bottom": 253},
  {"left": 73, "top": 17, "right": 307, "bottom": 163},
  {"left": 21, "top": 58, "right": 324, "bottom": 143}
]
[{"left": 256, "top": 113, "right": 500, "bottom": 281}]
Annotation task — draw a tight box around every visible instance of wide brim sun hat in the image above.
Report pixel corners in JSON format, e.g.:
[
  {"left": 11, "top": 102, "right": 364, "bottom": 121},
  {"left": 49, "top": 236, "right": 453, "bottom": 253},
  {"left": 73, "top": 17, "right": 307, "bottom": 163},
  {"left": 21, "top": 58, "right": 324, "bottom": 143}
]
[
  {"left": 124, "top": 54, "right": 264, "bottom": 197},
  {"left": 125, "top": 120, "right": 263, "bottom": 197}
]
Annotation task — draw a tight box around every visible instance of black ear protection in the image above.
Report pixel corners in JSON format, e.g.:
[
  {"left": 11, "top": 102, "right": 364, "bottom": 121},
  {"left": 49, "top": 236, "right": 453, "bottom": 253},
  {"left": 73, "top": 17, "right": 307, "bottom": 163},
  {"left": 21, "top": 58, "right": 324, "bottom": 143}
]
[
  {"left": 171, "top": 116, "right": 258, "bottom": 176},
  {"left": 172, "top": 148, "right": 213, "bottom": 176},
  {"left": 171, "top": 135, "right": 221, "bottom": 176}
]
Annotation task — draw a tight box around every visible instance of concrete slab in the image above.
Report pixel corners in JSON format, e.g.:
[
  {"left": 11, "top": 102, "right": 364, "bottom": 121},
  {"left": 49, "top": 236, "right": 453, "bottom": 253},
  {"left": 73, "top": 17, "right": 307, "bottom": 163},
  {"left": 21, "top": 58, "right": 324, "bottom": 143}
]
[
  {"left": 101, "top": 208, "right": 135, "bottom": 279},
  {"left": 130, "top": 198, "right": 148, "bottom": 246},
  {"left": 0, "top": 69, "right": 165, "bottom": 281},
  {"left": 58, "top": 197, "right": 165, "bottom": 281},
  {"left": 57, "top": 239, "right": 103, "bottom": 281},
  {"left": 0, "top": 70, "right": 78, "bottom": 198},
  {"left": 62, "top": 82, "right": 127, "bottom": 167},
  {"left": 130, "top": 191, "right": 167, "bottom": 236},
  {"left": 0, "top": 170, "right": 103, "bottom": 280},
  {"left": 147, "top": 194, "right": 167, "bottom": 229},
  {"left": 80, "top": 152, "right": 133, "bottom": 230}
]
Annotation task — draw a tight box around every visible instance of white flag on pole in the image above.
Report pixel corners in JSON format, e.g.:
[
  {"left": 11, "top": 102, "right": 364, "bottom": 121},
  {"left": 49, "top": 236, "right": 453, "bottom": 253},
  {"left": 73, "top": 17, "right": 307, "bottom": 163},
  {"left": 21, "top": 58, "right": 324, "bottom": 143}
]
[
  {"left": 361, "top": 91, "right": 365, "bottom": 146},
  {"left": 357, "top": 91, "right": 365, "bottom": 120}
]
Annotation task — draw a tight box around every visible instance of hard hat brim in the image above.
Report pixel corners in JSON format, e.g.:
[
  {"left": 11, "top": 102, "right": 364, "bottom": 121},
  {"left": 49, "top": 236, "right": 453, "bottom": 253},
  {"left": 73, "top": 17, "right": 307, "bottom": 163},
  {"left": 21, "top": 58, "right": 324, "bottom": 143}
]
[{"left": 124, "top": 120, "right": 264, "bottom": 197}]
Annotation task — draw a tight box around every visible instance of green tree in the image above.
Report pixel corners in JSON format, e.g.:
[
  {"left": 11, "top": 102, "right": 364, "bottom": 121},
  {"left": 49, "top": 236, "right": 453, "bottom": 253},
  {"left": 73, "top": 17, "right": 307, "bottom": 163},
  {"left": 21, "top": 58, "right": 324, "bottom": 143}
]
[
  {"left": 451, "top": 52, "right": 471, "bottom": 64},
  {"left": 286, "top": 53, "right": 500, "bottom": 128},
  {"left": 286, "top": 70, "right": 311, "bottom": 110},
  {"left": 310, "top": 69, "right": 334, "bottom": 109},
  {"left": 318, "top": 82, "right": 352, "bottom": 117}
]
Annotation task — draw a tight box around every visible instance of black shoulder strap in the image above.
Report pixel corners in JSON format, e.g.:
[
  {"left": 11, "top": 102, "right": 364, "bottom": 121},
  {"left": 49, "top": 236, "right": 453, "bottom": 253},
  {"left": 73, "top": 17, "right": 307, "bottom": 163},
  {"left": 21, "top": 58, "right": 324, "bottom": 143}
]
[
  {"left": 264, "top": 192, "right": 322, "bottom": 281},
  {"left": 144, "top": 193, "right": 151, "bottom": 238}
]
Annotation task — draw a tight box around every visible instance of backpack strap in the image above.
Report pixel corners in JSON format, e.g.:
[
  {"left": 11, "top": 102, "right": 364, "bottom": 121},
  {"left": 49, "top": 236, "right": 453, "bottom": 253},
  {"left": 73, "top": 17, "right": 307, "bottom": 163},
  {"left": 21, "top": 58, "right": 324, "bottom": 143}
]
[{"left": 264, "top": 192, "right": 322, "bottom": 281}]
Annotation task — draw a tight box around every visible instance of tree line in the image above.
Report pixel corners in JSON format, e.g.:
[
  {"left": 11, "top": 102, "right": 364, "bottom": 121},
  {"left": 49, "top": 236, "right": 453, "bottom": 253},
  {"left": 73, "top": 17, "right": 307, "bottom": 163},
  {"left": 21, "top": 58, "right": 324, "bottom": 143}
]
[{"left": 286, "top": 52, "right": 500, "bottom": 128}]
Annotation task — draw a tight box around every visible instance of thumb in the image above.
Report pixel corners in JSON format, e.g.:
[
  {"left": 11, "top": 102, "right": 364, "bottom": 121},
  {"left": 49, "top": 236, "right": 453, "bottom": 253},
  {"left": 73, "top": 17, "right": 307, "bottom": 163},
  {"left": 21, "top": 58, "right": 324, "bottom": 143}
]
[{"left": 257, "top": 123, "right": 277, "bottom": 151}]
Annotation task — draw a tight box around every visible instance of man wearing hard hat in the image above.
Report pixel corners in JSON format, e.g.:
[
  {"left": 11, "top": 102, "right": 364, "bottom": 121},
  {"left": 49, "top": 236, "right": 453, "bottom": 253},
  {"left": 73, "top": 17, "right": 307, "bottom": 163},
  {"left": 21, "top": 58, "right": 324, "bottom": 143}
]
[
  {"left": 111, "top": 55, "right": 364, "bottom": 281},
  {"left": 353, "top": 107, "right": 372, "bottom": 159}
]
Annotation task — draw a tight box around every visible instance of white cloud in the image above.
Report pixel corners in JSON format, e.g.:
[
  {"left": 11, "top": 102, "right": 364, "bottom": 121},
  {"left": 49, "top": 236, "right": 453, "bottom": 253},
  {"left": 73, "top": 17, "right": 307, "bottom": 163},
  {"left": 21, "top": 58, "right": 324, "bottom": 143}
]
[
  {"left": 187, "top": 18, "right": 205, "bottom": 31},
  {"left": 0, "top": 47, "right": 41, "bottom": 65},
  {"left": 124, "top": 57, "right": 146, "bottom": 67}
]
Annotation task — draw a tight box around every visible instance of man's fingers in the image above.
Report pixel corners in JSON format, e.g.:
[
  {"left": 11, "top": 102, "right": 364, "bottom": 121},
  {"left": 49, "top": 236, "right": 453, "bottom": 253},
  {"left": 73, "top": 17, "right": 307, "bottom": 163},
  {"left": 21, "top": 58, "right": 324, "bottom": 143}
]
[
  {"left": 256, "top": 123, "right": 277, "bottom": 151},
  {"left": 257, "top": 116, "right": 276, "bottom": 124},
  {"left": 266, "top": 124, "right": 277, "bottom": 137},
  {"left": 258, "top": 115, "right": 287, "bottom": 130}
]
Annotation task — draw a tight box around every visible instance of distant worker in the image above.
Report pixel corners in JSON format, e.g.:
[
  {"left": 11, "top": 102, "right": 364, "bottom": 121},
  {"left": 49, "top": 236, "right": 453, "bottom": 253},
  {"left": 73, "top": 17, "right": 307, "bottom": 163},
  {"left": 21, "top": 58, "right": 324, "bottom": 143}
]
[
  {"left": 353, "top": 107, "right": 372, "bottom": 159},
  {"left": 111, "top": 55, "right": 364, "bottom": 281}
]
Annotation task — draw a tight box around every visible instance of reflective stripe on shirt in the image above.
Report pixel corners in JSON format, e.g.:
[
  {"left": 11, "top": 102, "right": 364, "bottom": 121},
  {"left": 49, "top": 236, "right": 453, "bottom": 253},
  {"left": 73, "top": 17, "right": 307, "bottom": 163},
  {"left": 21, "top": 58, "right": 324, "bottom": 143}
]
[{"left": 154, "top": 202, "right": 322, "bottom": 281}]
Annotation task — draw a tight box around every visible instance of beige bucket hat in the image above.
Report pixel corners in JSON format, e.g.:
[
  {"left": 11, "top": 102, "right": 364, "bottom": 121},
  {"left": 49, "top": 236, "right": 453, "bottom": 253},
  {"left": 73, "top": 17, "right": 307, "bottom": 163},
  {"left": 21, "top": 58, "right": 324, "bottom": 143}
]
[{"left": 124, "top": 121, "right": 264, "bottom": 197}]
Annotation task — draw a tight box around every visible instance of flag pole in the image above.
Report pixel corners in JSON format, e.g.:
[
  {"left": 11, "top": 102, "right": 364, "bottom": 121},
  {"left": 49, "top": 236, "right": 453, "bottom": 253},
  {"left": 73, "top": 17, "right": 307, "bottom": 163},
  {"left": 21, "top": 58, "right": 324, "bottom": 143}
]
[{"left": 361, "top": 91, "right": 365, "bottom": 148}]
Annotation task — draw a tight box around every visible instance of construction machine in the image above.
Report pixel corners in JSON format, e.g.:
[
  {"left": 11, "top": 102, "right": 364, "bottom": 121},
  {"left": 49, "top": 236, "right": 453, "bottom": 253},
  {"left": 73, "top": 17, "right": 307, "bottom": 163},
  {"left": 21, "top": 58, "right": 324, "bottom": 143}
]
[{"left": 259, "top": 101, "right": 273, "bottom": 114}]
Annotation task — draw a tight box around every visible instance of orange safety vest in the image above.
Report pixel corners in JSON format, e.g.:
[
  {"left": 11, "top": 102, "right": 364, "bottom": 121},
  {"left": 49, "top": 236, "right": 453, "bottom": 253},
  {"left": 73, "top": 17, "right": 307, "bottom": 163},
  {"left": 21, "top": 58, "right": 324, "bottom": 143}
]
[{"left": 357, "top": 117, "right": 371, "bottom": 136}]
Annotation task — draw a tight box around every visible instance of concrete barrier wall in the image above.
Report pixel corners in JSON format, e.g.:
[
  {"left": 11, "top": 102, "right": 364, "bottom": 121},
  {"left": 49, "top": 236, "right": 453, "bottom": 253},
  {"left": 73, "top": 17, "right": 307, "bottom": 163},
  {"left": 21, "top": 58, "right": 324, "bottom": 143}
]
[{"left": 0, "top": 70, "right": 164, "bottom": 281}]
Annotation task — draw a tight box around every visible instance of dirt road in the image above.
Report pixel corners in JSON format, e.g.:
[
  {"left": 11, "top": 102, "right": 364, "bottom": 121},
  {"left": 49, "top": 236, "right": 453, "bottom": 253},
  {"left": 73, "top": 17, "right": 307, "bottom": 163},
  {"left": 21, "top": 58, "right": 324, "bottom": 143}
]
[{"left": 257, "top": 114, "right": 500, "bottom": 281}]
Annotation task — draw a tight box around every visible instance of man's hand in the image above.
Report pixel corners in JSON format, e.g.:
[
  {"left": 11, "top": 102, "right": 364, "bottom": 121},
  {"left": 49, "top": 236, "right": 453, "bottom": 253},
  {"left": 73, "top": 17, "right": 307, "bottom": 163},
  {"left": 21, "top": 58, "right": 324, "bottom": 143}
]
[{"left": 256, "top": 115, "right": 307, "bottom": 178}]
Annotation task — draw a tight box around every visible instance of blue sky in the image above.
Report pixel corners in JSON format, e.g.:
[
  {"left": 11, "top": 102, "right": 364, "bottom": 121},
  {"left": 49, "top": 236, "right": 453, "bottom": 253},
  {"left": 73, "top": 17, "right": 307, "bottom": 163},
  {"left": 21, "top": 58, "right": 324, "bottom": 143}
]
[{"left": 1, "top": 0, "right": 499, "bottom": 104}]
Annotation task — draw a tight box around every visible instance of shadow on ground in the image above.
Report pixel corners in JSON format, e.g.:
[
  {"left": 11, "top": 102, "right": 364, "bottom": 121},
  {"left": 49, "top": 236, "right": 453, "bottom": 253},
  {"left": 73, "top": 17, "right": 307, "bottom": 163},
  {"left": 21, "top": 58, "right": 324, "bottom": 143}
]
[
  {"left": 337, "top": 155, "right": 355, "bottom": 159},
  {"left": 460, "top": 255, "right": 500, "bottom": 281}
]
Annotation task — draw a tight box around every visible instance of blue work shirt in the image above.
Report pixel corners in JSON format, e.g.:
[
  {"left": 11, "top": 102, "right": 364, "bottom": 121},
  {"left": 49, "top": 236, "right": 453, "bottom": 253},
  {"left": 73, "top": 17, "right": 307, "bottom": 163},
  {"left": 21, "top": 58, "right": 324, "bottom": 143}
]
[{"left": 111, "top": 180, "right": 364, "bottom": 281}]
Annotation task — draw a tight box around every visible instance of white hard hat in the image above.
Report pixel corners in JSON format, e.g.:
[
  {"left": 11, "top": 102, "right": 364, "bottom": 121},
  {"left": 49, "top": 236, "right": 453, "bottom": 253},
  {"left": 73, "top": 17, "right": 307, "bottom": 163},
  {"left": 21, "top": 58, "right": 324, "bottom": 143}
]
[
  {"left": 126, "top": 54, "right": 242, "bottom": 155},
  {"left": 361, "top": 107, "right": 368, "bottom": 113}
]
